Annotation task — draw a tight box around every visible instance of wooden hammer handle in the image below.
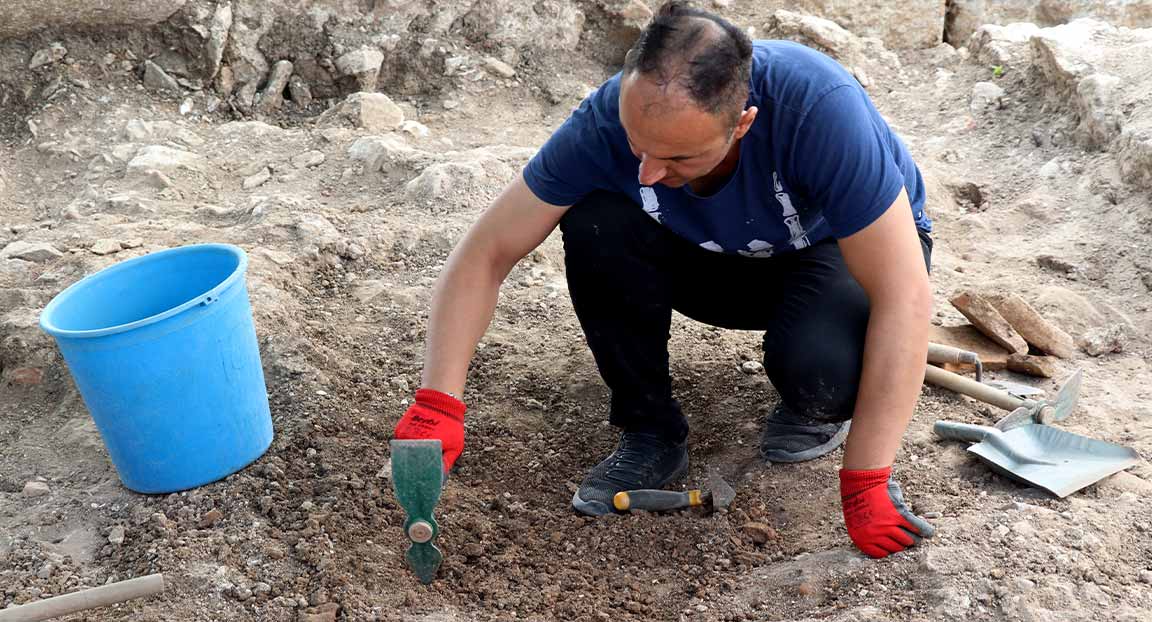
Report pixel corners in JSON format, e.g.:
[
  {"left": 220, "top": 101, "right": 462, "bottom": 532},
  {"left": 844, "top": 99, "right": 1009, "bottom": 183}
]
[
  {"left": 924, "top": 364, "right": 1024, "bottom": 412},
  {"left": 0, "top": 574, "right": 164, "bottom": 622}
]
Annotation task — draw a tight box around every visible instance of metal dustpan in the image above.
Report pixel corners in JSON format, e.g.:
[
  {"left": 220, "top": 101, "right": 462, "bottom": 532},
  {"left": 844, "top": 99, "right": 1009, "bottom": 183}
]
[{"left": 934, "top": 421, "right": 1140, "bottom": 498}]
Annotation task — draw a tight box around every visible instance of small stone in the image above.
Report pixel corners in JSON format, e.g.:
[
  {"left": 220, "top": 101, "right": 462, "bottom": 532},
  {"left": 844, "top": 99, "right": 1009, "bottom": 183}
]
[
  {"left": 482, "top": 57, "right": 516, "bottom": 79},
  {"left": 2, "top": 241, "right": 63, "bottom": 263},
  {"left": 30, "top": 43, "right": 67, "bottom": 70},
  {"left": 400, "top": 120, "right": 430, "bottom": 138},
  {"left": 1140, "top": 570, "right": 1152, "bottom": 584},
  {"left": 442, "top": 99, "right": 459, "bottom": 110},
  {"left": 36, "top": 563, "right": 55, "bottom": 579},
  {"left": 291, "top": 151, "right": 326, "bottom": 169},
  {"left": 198, "top": 508, "right": 224, "bottom": 528},
  {"left": 740, "top": 522, "right": 779, "bottom": 545},
  {"left": 243, "top": 168, "right": 272, "bottom": 190},
  {"left": 1006, "top": 354, "right": 1056, "bottom": 378},
  {"left": 23, "top": 481, "right": 51, "bottom": 497},
  {"left": 740, "top": 361, "right": 764, "bottom": 375},
  {"left": 143, "top": 60, "right": 181, "bottom": 93},
  {"left": 6, "top": 368, "right": 44, "bottom": 386},
  {"left": 318, "top": 93, "right": 404, "bottom": 132},
  {"left": 234, "top": 586, "right": 253, "bottom": 601},
  {"left": 1039, "top": 159, "right": 1062, "bottom": 178},
  {"left": 923, "top": 511, "right": 943, "bottom": 519},
  {"left": 1079, "top": 326, "right": 1125, "bottom": 356},
  {"left": 335, "top": 47, "right": 385, "bottom": 91},
  {"left": 122, "top": 239, "right": 144, "bottom": 249},
  {"left": 108, "top": 526, "right": 126, "bottom": 545},
  {"left": 253, "top": 582, "right": 272, "bottom": 597},
  {"left": 713, "top": 0, "right": 731, "bottom": 7},
  {"left": 90, "top": 239, "right": 122, "bottom": 256},
  {"left": 289, "top": 76, "right": 313, "bottom": 108},
  {"left": 1014, "top": 578, "right": 1036, "bottom": 591},
  {"left": 970, "top": 81, "right": 1006, "bottom": 113}
]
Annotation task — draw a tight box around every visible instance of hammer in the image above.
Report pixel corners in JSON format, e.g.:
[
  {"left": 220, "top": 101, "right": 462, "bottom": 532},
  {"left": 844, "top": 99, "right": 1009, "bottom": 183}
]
[{"left": 612, "top": 470, "right": 735, "bottom": 513}]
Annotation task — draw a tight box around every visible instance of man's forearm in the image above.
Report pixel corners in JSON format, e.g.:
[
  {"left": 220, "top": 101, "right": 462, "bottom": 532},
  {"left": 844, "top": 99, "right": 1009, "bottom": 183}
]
[
  {"left": 841, "top": 295, "right": 931, "bottom": 470},
  {"left": 420, "top": 244, "right": 509, "bottom": 398}
]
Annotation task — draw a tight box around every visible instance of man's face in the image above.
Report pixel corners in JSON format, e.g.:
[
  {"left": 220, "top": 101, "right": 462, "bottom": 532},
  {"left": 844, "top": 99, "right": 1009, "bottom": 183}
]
[{"left": 618, "top": 73, "right": 745, "bottom": 188}]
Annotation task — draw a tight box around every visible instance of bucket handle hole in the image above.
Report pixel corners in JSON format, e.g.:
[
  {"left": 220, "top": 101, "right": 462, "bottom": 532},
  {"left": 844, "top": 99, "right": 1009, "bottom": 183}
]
[{"left": 201, "top": 296, "right": 215, "bottom": 306}]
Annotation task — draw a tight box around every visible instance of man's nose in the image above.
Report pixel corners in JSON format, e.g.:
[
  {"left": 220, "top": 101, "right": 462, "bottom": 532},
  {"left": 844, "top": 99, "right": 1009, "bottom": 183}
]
[{"left": 637, "top": 154, "right": 668, "bottom": 186}]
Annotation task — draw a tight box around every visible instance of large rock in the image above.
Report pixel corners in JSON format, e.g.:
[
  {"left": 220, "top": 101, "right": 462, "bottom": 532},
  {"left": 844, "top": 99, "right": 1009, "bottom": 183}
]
[
  {"left": 335, "top": 47, "right": 385, "bottom": 92},
  {"left": 763, "top": 10, "right": 900, "bottom": 89},
  {"left": 761, "top": 0, "right": 945, "bottom": 49},
  {"left": 318, "top": 93, "right": 404, "bottom": 132},
  {"left": 126, "top": 145, "right": 209, "bottom": 174},
  {"left": 969, "top": 22, "right": 1042, "bottom": 66},
  {"left": 0, "top": 0, "right": 186, "bottom": 39},
  {"left": 1, "top": 242, "right": 63, "bottom": 263}
]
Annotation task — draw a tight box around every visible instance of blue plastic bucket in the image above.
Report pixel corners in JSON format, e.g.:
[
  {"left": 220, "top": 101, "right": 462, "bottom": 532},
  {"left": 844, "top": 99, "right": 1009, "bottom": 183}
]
[{"left": 39, "top": 244, "right": 273, "bottom": 494}]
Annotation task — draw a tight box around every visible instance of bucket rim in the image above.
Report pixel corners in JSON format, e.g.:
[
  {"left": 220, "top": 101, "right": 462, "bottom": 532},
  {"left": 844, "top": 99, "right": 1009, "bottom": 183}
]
[{"left": 39, "top": 243, "right": 249, "bottom": 339}]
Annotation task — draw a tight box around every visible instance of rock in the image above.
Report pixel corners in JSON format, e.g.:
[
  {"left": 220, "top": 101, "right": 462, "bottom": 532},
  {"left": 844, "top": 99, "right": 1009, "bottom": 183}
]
[
  {"left": 1032, "top": 287, "right": 1108, "bottom": 338},
  {"left": 288, "top": 75, "right": 313, "bottom": 108},
  {"left": 1006, "top": 354, "right": 1056, "bottom": 378},
  {"left": 1039, "top": 159, "right": 1063, "bottom": 178},
  {"left": 253, "top": 582, "right": 272, "bottom": 597},
  {"left": 142, "top": 60, "right": 181, "bottom": 93},
  {"left": 740, "top": 522, "right": 779, "bottom": 544},
  {"left": 299, "top": 603, "right": 339, "bottom": 622},
  {"left": 1036, "top": 254, "right": 1077, "bottom": 274},
  {"left": 949, "top": 291, "right": 1029, "bottom": 354},
  {"left": 944, "top": 0, "right": 985, "bottom": 45},
  {"left": 127, "top": 145, "right": 208, "bottom": 174},
  {"left": 234, "top": 586, "right": 253, "bottom": 601},
  {"left": 29, "top": 43, "right": 68, "bottom": 70},
  {"left": 122, "top": 239, "right": 144, "bottom": 249},
  {"left": 108, "top": 526, "right": 126, "bottom": 545},
  {"left": 1118, "top": 128, "right": 1152, "bottom": 188},
  {"left": 36, "top": 563, "right": 55, "bottom": 579},
  {"left": 22, "top": 481, "right": 51, "bottom": 497},
  {"left": 203, "top": 1, "right": 232, "bottom": 80},
  {"left": 1075, "top": 73, "right": 1123, "bottom": 148},
  {"left": 243, "top": 168, "right": 272, "bottom": 190},
  {"left": 762, "top": 0, "right": 944, "bottom": 49},
  {"left": 763, "top": 10, "right": 901, "bottom": 88},
  {"left": 291, "top": 151, "right": 326, "bottom": 169},
  {"left": 740, "top": 361, "right": 764, "bottom": 375},
  {"left": 2, "top": 1, "right": 185, "bottom": 39},
  {"left": 6, "top": 368, "right": 45, "bottom": 386},
  {"left": 318, "top": 93, "right": 405, "bottom": 132},
  {"left": 986, "top": 293, "right": 1076, "bottom": 359},
  {"left": 257, "top": 60, "right": 293, "bottom": 113},
  {"left": 90, "top": 240, "right": 123, "bottom": 256},
  {"left": 483, "top": 56, "right": 517, "bottom": 79},
  {"left": 347, "top": 135, "right": 417, "bottom": 171},
  {"left": 400, "top": 120, "right": 430, "bottom": 138},
  {"left": 224, "top": 0, "right": 274, "bottom": 106},
  {"left": 969, "top": 22, "right": 1040, "bottom": 66},
  {"left": 1079, "top": 325, "right": 1125, "bottom": 356},
  {"left": 1, "top": 241, "right": 63, "bottom": 263},
  {"left": 335, "top": 47, "right": 385, "bottom": 91},
  {"left": 930, "top": 324, "right": 1011, "bottom": 371},
  {"left": 970, "top": 81, "right": 1006, "bottom": 114},
  {"left": 198, "top": 508, "right": 224, "bottom": 528}
]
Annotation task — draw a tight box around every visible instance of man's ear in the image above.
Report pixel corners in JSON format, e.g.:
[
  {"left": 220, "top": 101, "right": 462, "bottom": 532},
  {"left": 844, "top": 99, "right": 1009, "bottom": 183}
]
[{"left": 734, "top": 106, "right": 758, "bottom": 140}]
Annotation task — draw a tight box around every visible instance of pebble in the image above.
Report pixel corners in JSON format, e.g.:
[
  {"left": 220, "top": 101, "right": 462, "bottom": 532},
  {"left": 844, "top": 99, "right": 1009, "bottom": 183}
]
[
  {"left": 29, "top": 43, "right": 67, "bottom": 70},
  {"left": 1140, "top": 570, "right": 1152, "bottom": 584},
  {"left": 740, "top": 522, "right": 779, "bottom": 544},
  {"left": 291, "top": 151, "right": 326, "bottom": 169},
  {"left": 740, "top": 361, "right": 764, "bottom": 375},
  {"left": 923, "top": 511, "right": 943, "bottom": 519},
  {"left": 36, "top": 563, "right": 55, "bottom": 579},
  {"left": 108, "top": 526, "right": 126, "bottom": 545},
  {"left": 483, "top": 57, "right": 516, "bottom": 79},
  {"left": 2, "top": 241, "right": 64, "bottom": 263},
  {"left": 90, "top": 239, "right": 122, "bottom": 256},
  {"left": 253, "top": 582, "right": 272, "bottom": 597},
  {"left": 1014, "top": 577, "right": 1036, "bottom": 591},
  {"left": 243, "top": 168, "right": 272, "bottom": 190},
  {"left": 122, "top": 239, "right": 144, "bottom": 249},
  {"left": 143, "top": 60, "right": 181, "bottom": 93},
  {"left": 22, "top": 481, "right": 51, "bottom": 497},
  {"left": 198, "top": 508, "right": 224, "bottom": 528},
  {"left": 234, "top": 586, "right": 253, "bottom": 601}
]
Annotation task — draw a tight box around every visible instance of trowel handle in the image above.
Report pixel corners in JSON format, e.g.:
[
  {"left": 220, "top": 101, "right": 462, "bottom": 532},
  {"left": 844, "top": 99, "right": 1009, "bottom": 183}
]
[
  {"left": 927, "top": 343, "right": 983, "bottom": 382},
  {"left": 933, "top": 421, "right": 995, "bottom": 443},
  {"left": 924, "top": 364, "right": 1023, "bottom": 412}
]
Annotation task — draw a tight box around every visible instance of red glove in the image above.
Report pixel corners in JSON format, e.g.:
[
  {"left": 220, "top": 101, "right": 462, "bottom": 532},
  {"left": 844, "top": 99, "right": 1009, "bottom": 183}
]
[
  {"left": 839, "top": 467, "right": 936, "bottom": 559},
  {"left": 394, "top": 388, "right": 466, "bottom": 472}
]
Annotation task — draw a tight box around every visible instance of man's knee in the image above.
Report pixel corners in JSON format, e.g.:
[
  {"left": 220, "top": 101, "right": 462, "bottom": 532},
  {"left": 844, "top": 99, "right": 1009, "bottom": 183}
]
[
  {"left": 560, "top": 191, "right": 646, "bottom": 254},
  {"left": 763, "top": 330, "right": 863, "bottom": 422}
]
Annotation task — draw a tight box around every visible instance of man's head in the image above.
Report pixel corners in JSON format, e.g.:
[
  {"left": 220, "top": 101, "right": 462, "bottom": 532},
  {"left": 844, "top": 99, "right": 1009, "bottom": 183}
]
[{"left": 619, "top": 1, "right": 756, "bottom": 188}]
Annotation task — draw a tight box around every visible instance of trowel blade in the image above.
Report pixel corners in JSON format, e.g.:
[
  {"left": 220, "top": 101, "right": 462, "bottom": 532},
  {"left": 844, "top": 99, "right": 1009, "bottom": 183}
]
[
  {"left": 390, "top": 439, "right": 444, "bottom": 519},
  {"left": 706, "top": 469, "right": 735, "bottom": 510}
]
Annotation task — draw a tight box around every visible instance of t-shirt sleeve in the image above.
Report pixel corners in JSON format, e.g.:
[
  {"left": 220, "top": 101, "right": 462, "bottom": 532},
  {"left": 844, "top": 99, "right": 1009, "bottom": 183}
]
[
  {"left": 790, "top": 85, "right": 907, "bottom": 239},
  {"left": 522, "top": 93, "right": 618, "bottom": 207}
]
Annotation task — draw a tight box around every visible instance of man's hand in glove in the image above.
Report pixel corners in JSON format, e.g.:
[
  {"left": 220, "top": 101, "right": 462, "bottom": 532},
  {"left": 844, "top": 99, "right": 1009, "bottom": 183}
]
[
  {"left": 393, "top": 388, "right": 466, "bottom": 472},
  {"left": 839, "top": 466, "right": 936, "bottom": 558}
]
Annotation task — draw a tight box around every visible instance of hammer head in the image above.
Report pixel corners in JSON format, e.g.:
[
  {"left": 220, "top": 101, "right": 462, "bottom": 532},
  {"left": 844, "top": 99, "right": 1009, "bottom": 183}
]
[{"left": 706, "top": 469, "right": 735, "bottom": 510}]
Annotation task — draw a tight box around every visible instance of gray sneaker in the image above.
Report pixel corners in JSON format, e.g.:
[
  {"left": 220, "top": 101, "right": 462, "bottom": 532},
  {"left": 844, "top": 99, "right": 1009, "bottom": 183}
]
[
  {"left": 760, "top": 403, "right": 851, "bottom": 463},
  {"left": 572, "top": 431, "right": 689, "bottom": 516}
]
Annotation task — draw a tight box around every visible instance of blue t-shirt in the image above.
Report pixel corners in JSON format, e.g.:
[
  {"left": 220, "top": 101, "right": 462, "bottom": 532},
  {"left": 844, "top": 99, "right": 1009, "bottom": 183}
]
[{"left": 523, "top": 40, "right": 931, "bottom": 258}]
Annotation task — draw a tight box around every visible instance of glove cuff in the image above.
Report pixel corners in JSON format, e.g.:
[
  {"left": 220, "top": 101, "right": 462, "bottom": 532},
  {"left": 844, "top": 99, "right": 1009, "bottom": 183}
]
[
  {"left": 839, "top": 466, "right": 892, "bottom": 495},
  {"left": 415, "top": 388, "right": 466, "bottom": 422}
]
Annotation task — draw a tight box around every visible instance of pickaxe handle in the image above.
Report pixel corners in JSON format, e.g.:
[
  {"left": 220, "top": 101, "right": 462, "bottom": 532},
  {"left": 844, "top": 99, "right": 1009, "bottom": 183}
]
[{"left": 924, "top": 364, "right": 1027, "bottom": 412}]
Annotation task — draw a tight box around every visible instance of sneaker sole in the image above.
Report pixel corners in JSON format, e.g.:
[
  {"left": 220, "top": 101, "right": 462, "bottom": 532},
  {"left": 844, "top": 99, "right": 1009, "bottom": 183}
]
[
  {"left": 570, "top": 454, "right": 690, "bottom": 517},
  {"left": 762, "top": 420, "right": 851, "bottom": 463}
]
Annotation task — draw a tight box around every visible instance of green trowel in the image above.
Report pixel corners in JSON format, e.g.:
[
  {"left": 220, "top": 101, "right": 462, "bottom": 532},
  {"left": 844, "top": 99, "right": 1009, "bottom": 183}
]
[{"left": 390, "top": 439, "right": 445, "bottom": 584}]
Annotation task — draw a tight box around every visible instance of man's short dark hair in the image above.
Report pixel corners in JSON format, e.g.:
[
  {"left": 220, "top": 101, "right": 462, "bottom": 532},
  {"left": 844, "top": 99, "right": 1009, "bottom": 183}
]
[{"left": 622, "top": 1, "right": 753, "bottom": 128}]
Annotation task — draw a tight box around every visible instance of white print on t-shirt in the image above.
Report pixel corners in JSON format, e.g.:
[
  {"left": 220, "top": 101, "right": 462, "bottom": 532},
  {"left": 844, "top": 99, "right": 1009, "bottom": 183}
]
[
  {"left": 639, "top": 186, "right": 662, "bottom": 223},
  {"left": 773, "top": 172, "right": 810, "bottom": 250},
  {"left": 737, "top": 239, "right": 774, "bottom": 258},
  {"left": 699, "top": 241, "right": 724, "bottom": 252}
]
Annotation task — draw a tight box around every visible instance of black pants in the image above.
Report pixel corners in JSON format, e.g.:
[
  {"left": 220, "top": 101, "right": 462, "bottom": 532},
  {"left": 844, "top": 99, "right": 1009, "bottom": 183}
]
[{"left": 559, "top": 191, "right": 932, "bottom": 443}]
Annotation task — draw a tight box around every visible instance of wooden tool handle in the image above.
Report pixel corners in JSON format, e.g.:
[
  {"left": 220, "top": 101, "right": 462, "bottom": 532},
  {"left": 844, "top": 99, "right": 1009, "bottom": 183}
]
[
  {"left": 924, "top": 364, "right": 1023, "bottom": 411},
  {"left": 0, "top": 574, "right": 164, "bottom": 622},
  {"left": 927, "top": 343, "right": 978, "bottom": 366},
  {"left": 613, "top": 490, "right": 701, "bottom": 512}
]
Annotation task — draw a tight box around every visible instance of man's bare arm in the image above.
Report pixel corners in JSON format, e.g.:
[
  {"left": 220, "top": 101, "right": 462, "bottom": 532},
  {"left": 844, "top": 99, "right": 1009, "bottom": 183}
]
[
  {"left": 837, "top": 189, "right": 933, "bottom": 470},
  {"left": 420, "top": 173, "right": 570, "bottom": 397}
]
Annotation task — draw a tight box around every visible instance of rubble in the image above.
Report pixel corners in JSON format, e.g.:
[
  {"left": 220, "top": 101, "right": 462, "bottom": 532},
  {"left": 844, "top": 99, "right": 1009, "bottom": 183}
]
[{"left": 949, "top": 291, "right": 1029, "bottom": 354}]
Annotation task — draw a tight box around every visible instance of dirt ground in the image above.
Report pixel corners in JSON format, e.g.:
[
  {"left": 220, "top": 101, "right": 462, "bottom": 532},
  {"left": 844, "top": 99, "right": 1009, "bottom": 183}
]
[{"left": 1, "top": 1, "right": 1150, "bottom": 621}]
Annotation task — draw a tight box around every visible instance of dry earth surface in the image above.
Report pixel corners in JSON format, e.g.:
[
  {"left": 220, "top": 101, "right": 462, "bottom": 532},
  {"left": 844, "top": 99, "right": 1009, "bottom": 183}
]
[{"left": 1, "top": 1, "right": 1150, "bottom": 621}]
